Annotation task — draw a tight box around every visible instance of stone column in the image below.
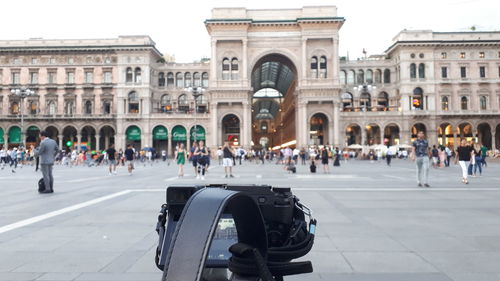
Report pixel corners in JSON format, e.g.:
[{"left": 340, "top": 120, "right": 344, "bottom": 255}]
[
  {"left": 332, "top": 35, "right": 339, "bottom": 82},
  {"left": 211, "top": 102, "right": 218, "bottom": 148},
  {"left": 95, "top": 134, "right": 100, "bottom": 151},
  {"left": 296, "top": 101, "right": 307, "bottom": 148},
  {"left": 333, "top": 102, "right": 340, "bottom": 146},
  {"left": 58, "top": 135, "right": 63, "bottom": 150},
  {"left": 76, "top": 134, "right": 82, "bottom": 151},
  {"left": 242, "top": 39, "right": 248, "bottom": 81},
  {"left": 492, "top": 130, "right": 496, "bottom": 149},
  {"left": 4, "top": 133, "right": 9, "bottom": 149},
  {"left": 242, "top": 101, "right": 252, "bottom": 149},
  {"left": 105, "top": 136, "right": 110, "bottom": 149},
  {"left": 301, "top": 38, "right": 307, "bottom": 80},
  {"left": 452, "top": 132, "right": 458, "bottom": 149},
  {"left": 361, "top": 128, "right": 367, "bottom": 146},
  {"left": 210, "top": 39, "right": 217, "bottom": 81},
  {"left": 166, "top": 136, "right": 170, "bottom": 159}
]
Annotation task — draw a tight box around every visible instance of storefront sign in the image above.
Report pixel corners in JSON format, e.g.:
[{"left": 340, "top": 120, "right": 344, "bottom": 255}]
[
  {"left": 190, "top": 126, "right": 206, "bottom": 141},
  {"left": 153, "top": 126, "right": 168, "bottom": 140},
  {"left": 126, "top": 126, "right": 141, "bottom": 141},
  {"left": 9, "top": 127, "right": 21, "bottom": 144},
  {"left": 172, "top": 126, "right": 187, "bottom": 141}
]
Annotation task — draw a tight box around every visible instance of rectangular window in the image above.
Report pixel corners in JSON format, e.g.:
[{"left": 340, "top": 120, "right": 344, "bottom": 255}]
[
  {"left": 479, "top": 52, "right": 485, "bottom": 58},
  {"left": 48, "top": 72, "right": 57, "bottom": 84},
  {"left": 441, "top": 67, "right": 448, "bottom": 78},
  {"left": 103, "top": 71, "right": 112, "bottom": 83},
  {"left": 441, "top": 52, "right": 447, "bottom": 59},
  {"left": 460, "top": 52, "right": 466, "bottom": 59},
  {"left": 29, "top": 72, "right": 38, "bottom": 84},
  {"left": 12, "top": 72, "right": 20, "bottom": 84},
  {"left": 31, "top": 58, "right": 38, "bottom": 64},
  {"left": 13, "top": 58, "right": 20, "bottom": 64},
  {"left": 68, "top": 57, "right": 74, "bottom": 64},
  {"left": 49, "top": 58, "right": 56, "bottom": 64},
  {"left": 67, "top": 72, "right": 75, "bottom": 83},
  {"left": 84, "top": 71, "right": 93, "bottom": 83},
  {"left": 460, "top": 67, "right": 467, "bottom": 78},
  {"left": 479, "top": 66, "right": 486, "bottom": 78}
]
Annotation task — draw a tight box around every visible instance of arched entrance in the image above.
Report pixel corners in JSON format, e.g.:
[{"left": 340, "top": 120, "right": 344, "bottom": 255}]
[
  {"left": 62, "top": 126, "right": 78, "bottom": 151},
  {"left": 222, "top": 114, "right": 240, "bottom": 146},
  {"left": 190, "top": 125, "right": 206, "bottom": 146},
  {"left": 81, "top": 126, "right": 96, "bottom": 151},
  {"left": 365, "top": 124, "right": 381, "bottom": 145},
  {"left": 384, "top": 124, "right": 400, "bottom": 146},
  {"left": 8, "top": 126, "right": 22, "bottom": 147},
  {"left": 251, "top": 53, "right": 297, "bottom": 148},
  {"left": 99, "top": 126, "right": 115, "bottom": 150},
  {"left": 153, "top": 125, "right": 168, "bottom": 152},
  {"left": 477, "top": 123, "right": 492, "bottom": 149},
  {"left": 310, "top": 113, "right": 328, "bottom": 145},
  {"left": 346, "top": 124, "right": 361, "bottom": 145},
  {"left": 411, "top": 123, "right": 427, "bottom": 142},
  {"left": 26, "top": 126, "right": 40, "bottom": 147},
  {"left": 171, "top": 125, "right": 187, "bottom": 153},
  {"left": 126, "top": 125, "right": 142, "bottom": 149},
  {"left": 438, "top": 123, "right": 454, "bottom": 147},
  {"left": 457, "top": 123, "right": 473, "bottom": 141}
]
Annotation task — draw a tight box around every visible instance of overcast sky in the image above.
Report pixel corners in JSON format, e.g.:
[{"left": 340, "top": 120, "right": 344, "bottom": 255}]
[{"left": 1, "top": 0, "right": 498, "bottom": 62}]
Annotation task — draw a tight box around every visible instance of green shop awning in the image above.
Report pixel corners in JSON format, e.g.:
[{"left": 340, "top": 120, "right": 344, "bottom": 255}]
[
  {"left": 126, "top": 126, "right": 141, "bottom": 141},
  {"left": 28, "top": 126, "right": 39, "bottom": 131},
  {"left": 190, "top": 126, "right": 206, "bottom": 141},
  {"left": 172, "top": 126, "right": 187, "bottom": 141},
  {"left": 153, "top": 126, "right": 168, "bottom": 140},
  {"left": 0, "top": 128, "right": 4, "bottom": 144},
  {"left": 8, "top": 127, "right": 22, "bottom": 144}
]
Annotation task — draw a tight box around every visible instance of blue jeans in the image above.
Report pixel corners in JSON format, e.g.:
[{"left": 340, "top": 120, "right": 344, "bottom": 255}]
[{"left": 473, "top": 156, "right": 482, "bottom": 175}]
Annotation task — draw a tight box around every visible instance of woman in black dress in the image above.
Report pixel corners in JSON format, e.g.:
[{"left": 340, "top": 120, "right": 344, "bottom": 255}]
[
  {"left": 333, "top": 147, "right": 341, "bottom": 166},
  {"left": 321, "top": 147, "right": 330, "bottom": 173}
]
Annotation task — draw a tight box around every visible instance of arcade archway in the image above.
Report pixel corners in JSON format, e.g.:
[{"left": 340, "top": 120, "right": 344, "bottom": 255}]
[
  {"left": 222, "top": 114, "right": 240, "bottom": 146},
  {"left": 251, "top": 54, "right": 297, "bottom": 148},
  {"left": 310, "top": 113, "right": 329, "bottom": 145}
]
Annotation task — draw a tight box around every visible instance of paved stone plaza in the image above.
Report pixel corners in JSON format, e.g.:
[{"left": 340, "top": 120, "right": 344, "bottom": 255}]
[{"left": 1, "top": 159, "right": 500, "bottom": 281}]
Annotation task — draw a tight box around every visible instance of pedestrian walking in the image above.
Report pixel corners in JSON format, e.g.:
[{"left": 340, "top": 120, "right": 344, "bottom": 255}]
[
  {"left": 190, "top": 141, "right": 199, "bottom": 178},
  {"left": 195, "top": 140, "right": 209, "bottom": 180},
  {"left": 333, "top": 147, "right": 341, "bottom": 166},
  {"left": 411, "top": 131, "right": 431, "bottom": 188},
  {"left": 0, "top": 146, "right": 7, "bottom": 170},
  {"left": 175, "top": 143, "right": 186, "bottom": 177},
  {"left": 455, "top": 139, "right": 474, "bottom": 184},
  {"left": 480, "top": 143, "right": 488, "bottom": 167},
  {"left": 124, "top": 144, "right": 135, "bottom": 175},
  {"left": 217, "top": 147, "right": 223, "bottom": 165},
  {"left": 386, "top": 146, "right": 392, "bottom": 166},
  {"left": 222, "top": 141, "right": 235, "bottom": 178},
  {"left": 445, "top": 145, "right": 452, "bottom": 167},
  {"left": 431, "top": 145, "right": 439, "bottom": 168},
  {"left": 36, "top": 131, "right": 59, "bottom": 193},
  {"left": 320, "top": 147, "right": 329, "bottom": 173},
  {"left": 438, "top": 146, "right": 446, "bottom": 168},
  {"left": 106, "top": 144, "right": 118, "bottom": 175}
]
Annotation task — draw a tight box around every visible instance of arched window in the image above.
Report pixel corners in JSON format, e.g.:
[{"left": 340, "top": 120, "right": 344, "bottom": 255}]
[
  {"left": 341, "top": 92, "right": 353, "bottom": 110},
  {"left": 319, "top": 56, "right": 327, "bottom": 78},
  {"left": 167, "top": 72, "right": 174, "bottom": 87},
  {"left": 126, "top": 67, "right": 133, "bottom": 83},
  {"left": 158, "top": 72, "right": 165, "bottom": 87},
  {"left": 231, "top": 58, "right": 239, "bottom": 80},
  {"left": 84, "top": 100, "right": 92, "bottom": 114},
  {"left": 480, "top": 96, "right": 487, "bottom": 110},
  {"left": 339, "top": 70, "right": 347, "bottom": 85},
  {"left": 366, "top": 69, "right": 373, "bottom": 84},
  {"left": 374, "top": 69, "right": 382, "bottom": 84},
  {"left": 347, "top": 70, "right": 355, "bottom": 84},
  {"left": 128, "top": 91, "right": 139, "bottom": 113},
  {"left": 360, "top": 92, "right": 371, "bottom": 110},
  {"left": 134, "top": 67, "right": 142, "bottom": 83},
  {"left": 377, "top": 92, "right": 389, "bottom": 109},
  {"left": 357, "top": 70, "right": 365, "bottom": 84},
  {"left": 175, "top": 72, "right": 183, "bottom": 88},
  {"left": 412, "top": 87, "right": 424, "bottom": 109},
  {"left": 48, "top": 101, "right": 56, "bottom": 115},
  {"left": 310, "top": 56, "right": 318, "bottom": 78},
  {"left": 418, "top": 63, "right": 425, "bottom": 79},
  {"left": 202, "top": 72, "right": 209, "bottom": 87},
  {"left": 193, "top": 72, "right": 201, "bottom": 87},
  {"left": 383, "top": 69, "right": 391, "bottom": 83},
  {"left": 178, "top": 94, "right": 188, "bottom": 112},
  {"left": 160, "top": 94, "right": 171, "bottom": 112},
  {"left": 65, "top": 101, "right": 74, "bottom": 115},
  {"left": 184, "top": 72, "right": 192, "bottom": 87},
  {"left": 410, "top": 63, "right": 417, "bottom": 79},
  {"left": 10, "top": 102, "right": 19, "bottom": 114},
  {"left": 441, "top": 96, "right": 449, "bottom": 111},
  {"left": 222, "top": 58, "right": 230, "bottom": 80},
  {"left": 461, "top": 96, "right": 468, "bottom": 110}
]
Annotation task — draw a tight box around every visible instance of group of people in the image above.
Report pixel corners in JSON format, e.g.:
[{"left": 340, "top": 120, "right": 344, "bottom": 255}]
[
  {"left": 0, "top": 145, "right": 38, "bottom": 172},
  {"left": 174, "top": 140, "right": 211, "bottom": 179},
  {"left": 412, "top": 130, "right": 490, "bottom": 187}
]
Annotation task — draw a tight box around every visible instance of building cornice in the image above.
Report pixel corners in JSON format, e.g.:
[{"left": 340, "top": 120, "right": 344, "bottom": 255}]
[{"left": 385, "top": 40, "right": 500, "bottom": 53}]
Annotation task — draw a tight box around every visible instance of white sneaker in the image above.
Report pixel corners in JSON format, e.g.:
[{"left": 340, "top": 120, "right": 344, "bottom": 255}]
[
  {"left": 201, "top": 176, "right": 205, "bottom": 180},
  {"left": 196, "top": 175, "right": 200, "bottom": 179},
  {"left": 113, "top": 171, "right": 117, "bottom": 175},
  {"left": 108, "top": 172, "right": 112, "bottom": 176}
]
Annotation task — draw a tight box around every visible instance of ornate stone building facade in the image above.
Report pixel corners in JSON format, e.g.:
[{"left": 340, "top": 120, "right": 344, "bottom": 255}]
[{"left": 1, "top": 6, "right": 499, "bottom": 154}]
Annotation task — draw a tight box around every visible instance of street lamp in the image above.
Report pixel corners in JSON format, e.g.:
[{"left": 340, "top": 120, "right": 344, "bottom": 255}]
[
  {"left": 10, "top": 87, "right": 35, "bottom": 147},
  {"left": 184, "top": 87, "right": 206, "bottom": 143}
]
